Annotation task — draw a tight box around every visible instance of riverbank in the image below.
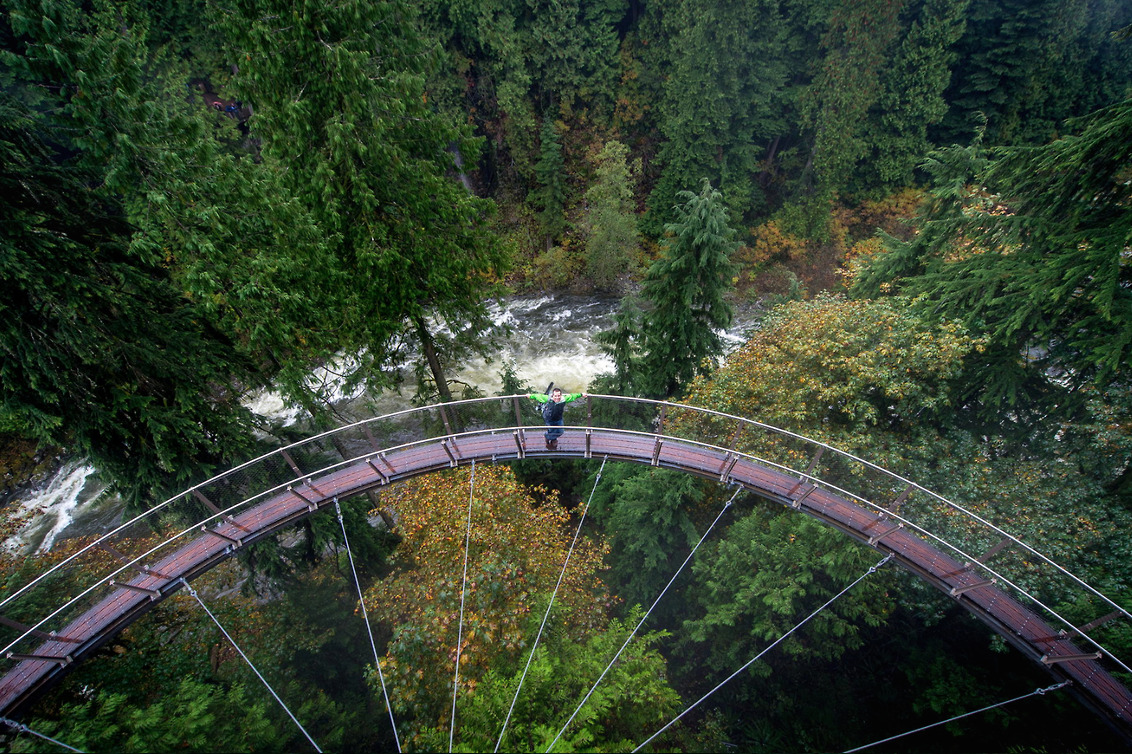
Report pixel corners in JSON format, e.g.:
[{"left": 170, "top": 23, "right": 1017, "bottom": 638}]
[{"left": 0, "top": 435, "right": 61, "bottom": 508}]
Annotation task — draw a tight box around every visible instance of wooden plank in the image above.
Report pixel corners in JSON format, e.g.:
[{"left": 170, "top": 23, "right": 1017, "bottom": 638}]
[{"left": 0, "top": 427, "right": 1128, "bottom": 737}]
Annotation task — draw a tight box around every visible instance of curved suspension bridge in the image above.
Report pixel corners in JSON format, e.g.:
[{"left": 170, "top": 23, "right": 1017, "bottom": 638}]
[{"left": 0, "top": 395, "right": 1129, "bottom": 748}]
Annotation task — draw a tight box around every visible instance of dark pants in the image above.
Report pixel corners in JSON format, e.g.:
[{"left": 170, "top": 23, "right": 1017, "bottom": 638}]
[{"left": 545, "top": 418, "right": 563, "bottom": 443}]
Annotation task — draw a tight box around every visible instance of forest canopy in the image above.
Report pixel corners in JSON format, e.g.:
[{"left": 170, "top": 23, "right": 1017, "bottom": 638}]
[{"left": 2, "top": 0, "right": 1132, "bottom": 751}]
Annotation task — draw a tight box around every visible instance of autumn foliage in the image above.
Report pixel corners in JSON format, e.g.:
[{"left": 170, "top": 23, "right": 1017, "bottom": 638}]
[{"left": 364, "top": 465, "right": 610, "bottom": 732}]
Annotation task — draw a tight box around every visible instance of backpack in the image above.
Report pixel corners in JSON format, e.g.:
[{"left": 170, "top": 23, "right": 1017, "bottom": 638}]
[{"left": 540, "top": 382, "right": 556, "bottom": 421}]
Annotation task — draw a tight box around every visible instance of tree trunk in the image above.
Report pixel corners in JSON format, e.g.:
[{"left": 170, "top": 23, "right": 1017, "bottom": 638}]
[{"left": 413, "top": 314, "right": 454, "bottom": 404}]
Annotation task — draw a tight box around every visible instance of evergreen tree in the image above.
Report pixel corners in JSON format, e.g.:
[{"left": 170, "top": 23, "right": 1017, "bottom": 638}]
[
  {"left": 856, "top": 0, "right": 969, "bottom": 192},
  {"left": 644, "top": 0, "right": 794, "bottom": 233},
  {"left": 592, "top": 297, "right": 643, "bottom": 396},
  {"left": 852, "top": 97, "right": 1132, "bottom": 430},
  {"left": 3, "top": 0, "right": 341, "bottom": 419},
  {"left": 682, "top": 507, "right": 893, "bottom": 675},
  {"left": 638, "top": 180, "right": 738, "bottom": 397},
  {"left": 582, "top": 139, "right": 639, "bottom": 290},
  {"left": 937, "top": 0, "right": 1131, "bottom": 146},
  {"left": 523, "top": 0, "right": 623, "bottom": 119},
  {"left": 216, "top": 0, "right": 507, "bottom": 406},
  {"left": 798, "top": 0, "right": 906, "bottom": 210},
  {"left": 418, "top": 0, "right": 540, "bottom": 181},
  {"left": 534, "top": 117, "right": 567, "bottom": 247},
  {"left": 0, "top": 95, "right": 256, "bottom": 507}
]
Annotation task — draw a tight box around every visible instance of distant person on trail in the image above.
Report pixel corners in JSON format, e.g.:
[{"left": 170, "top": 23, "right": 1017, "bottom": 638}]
[{"left": 528, "top": 387, "right": 585, "bottom": 450}]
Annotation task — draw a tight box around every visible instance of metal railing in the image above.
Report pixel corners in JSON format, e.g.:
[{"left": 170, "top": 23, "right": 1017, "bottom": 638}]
[{"left": 1, "top": 394, "right": 1128, "bottom": 681}]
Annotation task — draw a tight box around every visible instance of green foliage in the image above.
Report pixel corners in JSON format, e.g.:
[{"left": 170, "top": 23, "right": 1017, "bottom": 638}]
[
  {"left": 215, "top": 0, "right": 508, "bottom": 404},
  {"left": 0, "top": 91, "right": 257, "bottom": 507},
  {"left": 523, "top": 0, "right": 623, "bottom": 119},
  {"left": 644, "top": 0, "right": 795, "bottom": 233},
  {"left": 638, "top": 180, "right": 738, "bottom": 397},
  {"left": 694, "top": 295, "right": 980, "bottom": 434},
  {"left": 939, "top": 0, "right": 1132, "bottom": 145},
  {"left": 673, "top": 291, "right": 1132, "bottom": 747},
  {"left": 856, "top": 0, "right": 970, "bottom": 191},
  {"left": 798, "top": 0, "right": 905, "bottom": 209},
  {"left": 10, "top": 678, "right": 285, "bottom": 753},
  {"left": 583, "top": 140, "right": 640, "bottom": 290},
  {"left": 589, "top": 466, "right": 703, "bottom": 612},
  {"left": 420, "top": 0, "right": 627, "bottom": 185},
  {"left": 534, "top": 117, "right": 568, "bottom": 244},
  {"left": 428, "top": 608, "right": 681, "bottom": 753},
  {"left": 681, "top": 506, "right": 894, "bottom": 675},
  {"left": 591, "top": 297, "right": 644, "bottom": 396},
  {"left": 13, "top": 554, "right": 385, "bottom": 752},
  {"left": 852, "top": 98, "right": 1132, "bottom": 428}
]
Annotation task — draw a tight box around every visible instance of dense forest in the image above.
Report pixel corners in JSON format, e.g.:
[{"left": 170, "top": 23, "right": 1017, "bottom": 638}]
[{"left": 1, "top": 0, "right": 1132, "bottom": 750}]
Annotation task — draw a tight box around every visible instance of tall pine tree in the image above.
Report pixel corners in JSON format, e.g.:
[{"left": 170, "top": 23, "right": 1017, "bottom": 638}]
[
  {"left": 216, "top": 0, "right": 507, "bottom": 406},
  {"left": 638, "top": 179, "right": 738, "bottom": 397},
  {"left": 852, "top": 97, "right": 1132, "bottom": 428},
  {"left": 534, "top": 117, "right": 567, "bottom": 248}
]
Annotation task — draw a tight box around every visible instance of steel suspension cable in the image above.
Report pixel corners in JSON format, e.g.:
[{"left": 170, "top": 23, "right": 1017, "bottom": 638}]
[
  {"left": 180, "top": 579, "right": 322, "bottom": 753},
  {"left": 334, "top": 498, "right": 401, "bottom": 753},
  {"left": 494, "top": 456, "right": 609, "bottom": 753},
  {"left": 632, "top": 553, "right": 893, "bottom": 752},
  {"left": 546, "top": 486, "right": 742, "bottom": 753},
  {"left": 450, "top": 459, "right": 476, "bottom": 754},
  {"left": 843, "top": 681, "right": 1070, "bottom": 752},
  {"left": 1, "top": 716, "right": 83, "bottom": 753}
]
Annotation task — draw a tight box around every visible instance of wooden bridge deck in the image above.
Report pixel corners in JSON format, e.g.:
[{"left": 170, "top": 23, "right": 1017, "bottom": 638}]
[{"left": 3, "top": 427, "right": 1130, "bottom": 739}]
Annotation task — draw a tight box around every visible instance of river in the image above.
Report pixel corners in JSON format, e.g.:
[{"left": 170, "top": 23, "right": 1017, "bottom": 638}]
[{"left": 3, "top": 293, "right": 758, "bottom": 551}]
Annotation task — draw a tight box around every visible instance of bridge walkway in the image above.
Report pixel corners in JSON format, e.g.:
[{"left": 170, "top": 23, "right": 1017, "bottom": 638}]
[{"left": 1, "top": 426, "right": 1129, "bottom": 738}]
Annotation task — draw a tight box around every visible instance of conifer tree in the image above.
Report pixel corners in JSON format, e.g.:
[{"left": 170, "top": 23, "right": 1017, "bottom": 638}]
[
  {"left": 852, "top": 97, "right": 1132, "bottom": 428},
  {"left": 0, "top": 95, "right": 256, "bottom": 506},
  {"left": 799, "top": 0, "right": 906, "bottom": 208},
  {"left": 856, "top": 0, "right": 969, "bottom": 191},
  {"left": 524, "top": 0, "right": 622, "bottom": 118},
  {"left": 937, "top": 0, "right": 1131, "bottom": 145},
  {"left": 638, "top": 180, "right": 738, "bottom": 397},
  {"left": 644, "top": 0, "right": 794, "bottom": 233},
  {"left": 3, "top": 0, "right": 339, "bottom": 410},
  {"left": 216, "top": 0, "right": 507, "bottom": 406},
  {"left": 534, "top": 117, "right": 567, "bottom": 247}
]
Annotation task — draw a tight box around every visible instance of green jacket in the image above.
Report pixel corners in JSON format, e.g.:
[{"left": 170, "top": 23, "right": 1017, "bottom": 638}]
[
  {"left": 528, "top": 392, "right": 582, "bottom": 405},
  {"left": 529, "top": 392, "right": 582, "bottom": 423}
]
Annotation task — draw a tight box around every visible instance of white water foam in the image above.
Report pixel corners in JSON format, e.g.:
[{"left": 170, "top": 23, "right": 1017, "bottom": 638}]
[{"left": 4, "top": 461, "right": 104, "bottom": 553}]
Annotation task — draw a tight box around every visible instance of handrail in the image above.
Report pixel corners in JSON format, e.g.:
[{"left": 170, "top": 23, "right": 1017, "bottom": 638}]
[{"left": 1, "top": 395, "right": 1125, "bottom": 677}]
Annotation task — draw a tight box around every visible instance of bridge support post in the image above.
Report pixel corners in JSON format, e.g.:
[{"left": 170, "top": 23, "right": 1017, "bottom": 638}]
[
  {"left": 110, "top": 581, "right": 161, "bottom": 600},
  {"left": 868, "top": 523, "right": 904, "bottom": 546},
  {"left": 442, "top": 440, "right": 458, "bottom": 467},
  {"left": 201, "top": 526, "right": 241, "bottom": 547},
  {"left": 0, "top": 617, "right": 80, "bottom": 645},
  {"left": 1042, "top": 652, "right": 1103, "bottom": 665},
  {"left": 280, "top": 449, "right": 304, "bottom": 477},
  {"left": 951, "top": 579, "right": 994, "bottom": 596},
  {"left": 365, "top": 458, "right": 389, "bottom": 485},
  {"left": 6, "top": 654, "right": 70, "bottom": 666},
  {"left": 288, "top": 486, "right": 318, "bottom": 512},
  {"left": 96, "top": 542, "right": 171, "bottom": 580}
]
